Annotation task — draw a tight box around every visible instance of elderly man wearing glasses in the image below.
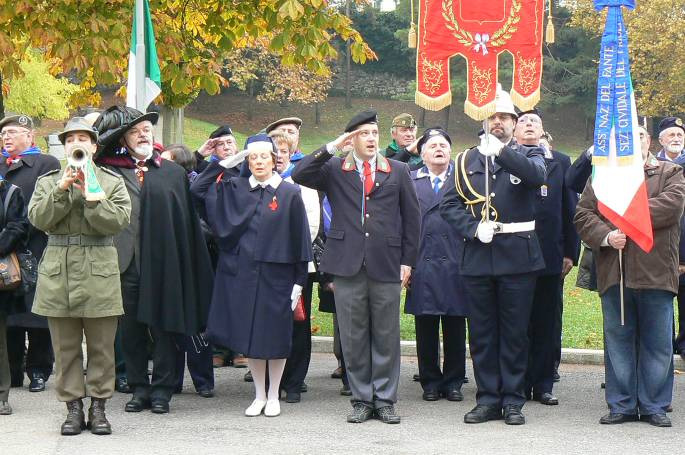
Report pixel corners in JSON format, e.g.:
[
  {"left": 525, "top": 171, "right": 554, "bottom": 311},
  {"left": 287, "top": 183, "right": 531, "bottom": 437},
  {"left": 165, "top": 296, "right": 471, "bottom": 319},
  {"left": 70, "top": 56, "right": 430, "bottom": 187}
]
[{"left": 0, "top": 115, "right": 61, "bottom": 394}]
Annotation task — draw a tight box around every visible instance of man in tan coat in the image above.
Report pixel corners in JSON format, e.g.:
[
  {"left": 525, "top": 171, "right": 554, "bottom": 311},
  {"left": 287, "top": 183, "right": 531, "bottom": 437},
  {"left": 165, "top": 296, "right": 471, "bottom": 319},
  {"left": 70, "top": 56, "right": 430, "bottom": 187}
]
[
  {"left": 574, "top": 144, "right": 685, "bottom": 428},
  {"left": 29, "top": 117, "right": 131, "bottom": 436}
]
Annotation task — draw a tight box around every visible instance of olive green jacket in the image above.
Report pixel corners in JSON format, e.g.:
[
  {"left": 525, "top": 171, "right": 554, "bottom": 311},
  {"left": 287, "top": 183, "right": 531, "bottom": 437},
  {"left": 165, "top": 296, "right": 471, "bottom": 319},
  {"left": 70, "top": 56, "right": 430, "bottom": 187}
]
[{"left": 28, "top": 165, "right": 131, "bottom": 318}]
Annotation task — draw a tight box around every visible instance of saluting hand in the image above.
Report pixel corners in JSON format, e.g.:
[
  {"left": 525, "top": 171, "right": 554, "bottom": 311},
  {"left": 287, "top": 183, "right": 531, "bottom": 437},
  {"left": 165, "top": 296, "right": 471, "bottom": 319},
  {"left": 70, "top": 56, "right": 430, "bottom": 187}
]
[
  {"left": 406, "top": 137, "right": 421, "bottom": 155},
  {"left": 330, "top": 130, "right": 363, "bottom": 152},
  {"left": 198, "top": 138, "right": 218, "bottom": 157}
]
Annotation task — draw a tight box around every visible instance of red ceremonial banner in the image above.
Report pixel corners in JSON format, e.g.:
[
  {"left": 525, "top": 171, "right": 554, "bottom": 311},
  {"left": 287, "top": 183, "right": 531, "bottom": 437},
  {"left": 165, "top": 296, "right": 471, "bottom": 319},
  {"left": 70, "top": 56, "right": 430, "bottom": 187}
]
[{"left": 415, "top": 0, "right": 545, "bottom": 120}]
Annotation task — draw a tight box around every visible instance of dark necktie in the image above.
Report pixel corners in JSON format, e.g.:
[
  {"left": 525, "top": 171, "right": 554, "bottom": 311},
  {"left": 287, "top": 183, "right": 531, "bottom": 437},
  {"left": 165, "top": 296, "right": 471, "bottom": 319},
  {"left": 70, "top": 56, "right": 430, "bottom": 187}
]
[
  {"left": 135, "top": 160, "right": 148, "bottom": 186},
  {"left": 363, "top": 161, "right": 374, "bottom": 195}
]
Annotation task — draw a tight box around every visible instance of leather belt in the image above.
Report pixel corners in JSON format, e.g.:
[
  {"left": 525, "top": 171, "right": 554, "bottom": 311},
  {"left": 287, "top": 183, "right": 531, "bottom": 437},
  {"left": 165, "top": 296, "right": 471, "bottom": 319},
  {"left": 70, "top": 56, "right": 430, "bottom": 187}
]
[
  {"left": 48, "top": 234, "right": 114, "bottom": 247},
  {"left": 493, "top": 221, "right": 535, "bottom": 234}
]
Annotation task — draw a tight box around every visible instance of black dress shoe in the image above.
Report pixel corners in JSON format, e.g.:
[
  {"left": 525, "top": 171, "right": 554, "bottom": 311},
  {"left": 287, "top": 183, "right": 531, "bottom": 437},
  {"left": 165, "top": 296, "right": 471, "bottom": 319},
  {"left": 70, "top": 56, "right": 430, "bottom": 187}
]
[
  {"left": 599, "top": 413, "right": 639, "bottom": 424},
  {"left": 533, "top": 392, "right": 559, "bottom": 405},
  {"left": 463, "top": 377, "right": 469, "bottom": 384},
  {"left": 124, "top": 396, "right": 151, "bottom": 413},
  {"left": 285, "top": 392, "right": 301, "bottom": 403},
  {"left": 503, "top": 405, "right": 525, "bottom": 425},
  {"left": 340, "top": 384, "right": 352, "bottom": 396},
  {"left": 300, "top": 383, "right": 308, "bottom": 393},
  {"left": 151, "top": 400, "right": 170, "bottom": 414},
  {"left": 375, "top": 405, "right": 401, "bottom": 424},
  {"left": 29, "top": 374, "right": 45, "bottom": 392},
  {"left": 641, "top": 413, "right": 672, "bottom": 427},
  {"left": 412, "top": 373, "right": 420, "bottom": 382},
  {"left": 665, "top": 404, "right": 673, "bottom": 413},
  {"left": 553, "top": 370, "right": 561, "bottom": 383},
  {"left": 422, "top": 390, "right": 440, "bottom": 401},
  {"left": 197, "top": 389, "right": 214, "bottom": 398},
  {"left": 331, "top": 367, "right": 343, "bottom": 379},
  {"left": 244, "top": 371, "right": 253, "bottom": 382},
  {"left": 116, "top": 377, "right": 131, "bottom": 394},
  {"left": 444, "top": 387, "right": 464, "bottom": 402},
  {"left": 464, "top": 405, "right": 502, "bottom": 424},
  {"left": 347, "top": 403, "right": 374, "bottom": 423}
]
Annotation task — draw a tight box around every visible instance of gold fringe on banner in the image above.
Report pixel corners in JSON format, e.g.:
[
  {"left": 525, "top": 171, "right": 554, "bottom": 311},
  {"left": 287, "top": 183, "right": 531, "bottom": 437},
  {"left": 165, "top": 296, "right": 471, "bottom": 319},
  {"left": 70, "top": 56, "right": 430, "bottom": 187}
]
[
  {"left": 546, "top": 0, "right": 555, "bottom": 43},
  {"left": 510, "top": 88, "right": 541, "bottom": 112},
  {"left": 408, "top": 23, "right": 417, "bottom": 48},
  {"left": 592, "top": 155, "right": 608, "bottom": 166},
  {"left": 415, "top": 90, "right": 451, "bottom": 111},
  {"left": 464, "top": 99, "right": 496, "bottom": 121}
]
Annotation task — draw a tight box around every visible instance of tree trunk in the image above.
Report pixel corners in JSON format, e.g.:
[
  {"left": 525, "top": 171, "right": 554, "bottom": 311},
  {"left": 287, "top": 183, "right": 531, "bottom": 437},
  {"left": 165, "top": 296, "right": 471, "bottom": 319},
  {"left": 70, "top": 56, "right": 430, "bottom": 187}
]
[
  {"left": 161, "top": 106, "right": 184, "bottom": 146},
  {"left": 0, "top": 72, "right": 4, "bottom": 119},
  {"left": 442, "top": 105, "right": 450, "bottom": 132},
  {"left": 247, "top": 80, "right": 255, "bottom": 121},
  {"left": 315, "top": 102, "right": 321, "bottom": 126},
  {"left": 344, "top": 0, "right": 352, "bottom": 109},
  {"left": 419, "top": 107, "right": 426, "bottom": 127}
]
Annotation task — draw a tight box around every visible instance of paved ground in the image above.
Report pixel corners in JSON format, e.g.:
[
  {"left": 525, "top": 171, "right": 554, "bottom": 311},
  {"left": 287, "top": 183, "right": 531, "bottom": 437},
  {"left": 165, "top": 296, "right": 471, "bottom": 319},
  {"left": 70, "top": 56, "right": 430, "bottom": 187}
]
[{"left": 2, "top": 354, "right": 684, "bottom": 455}]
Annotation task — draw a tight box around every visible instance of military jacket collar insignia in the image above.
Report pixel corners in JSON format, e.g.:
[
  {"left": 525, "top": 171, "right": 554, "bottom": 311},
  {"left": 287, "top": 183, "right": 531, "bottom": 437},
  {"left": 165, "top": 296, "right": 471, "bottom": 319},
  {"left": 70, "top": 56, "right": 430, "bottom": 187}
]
[{"left": 341, "top": 151, "right": 392, "bottom": 174}]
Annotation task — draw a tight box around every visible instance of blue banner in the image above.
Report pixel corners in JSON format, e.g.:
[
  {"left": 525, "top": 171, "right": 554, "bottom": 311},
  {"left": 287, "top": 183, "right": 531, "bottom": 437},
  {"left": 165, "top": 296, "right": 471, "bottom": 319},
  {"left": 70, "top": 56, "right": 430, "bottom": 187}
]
[{"left": 593, "top": 0, "right": 637, "bottom": 162}]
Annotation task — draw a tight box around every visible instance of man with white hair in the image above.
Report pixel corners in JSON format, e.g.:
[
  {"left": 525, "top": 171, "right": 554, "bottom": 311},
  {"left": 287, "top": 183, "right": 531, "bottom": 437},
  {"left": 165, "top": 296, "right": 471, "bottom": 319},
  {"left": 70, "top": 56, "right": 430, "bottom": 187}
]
[
  {"left": 656, "top": 117, "right": 684, "bottom": 161},
  {"left": 440, "top": 87, "right": 546, "bottom": 426}
]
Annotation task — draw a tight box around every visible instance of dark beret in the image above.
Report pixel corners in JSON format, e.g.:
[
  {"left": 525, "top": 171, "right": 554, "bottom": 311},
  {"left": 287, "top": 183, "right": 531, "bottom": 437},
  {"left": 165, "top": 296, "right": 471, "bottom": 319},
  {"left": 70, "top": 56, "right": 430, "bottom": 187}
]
[
  {"left": 209, "top": 125, "right": 233, "bottom": 139},
  {"left": 344, "top": 110, "right": 378, "bottom": 133},
  {"left": 417, "top": 127, "right": 451, "bottom": 154},
  {"left": 517, "top": 107, "right": 542, "bottom": 120},
  {"left": 658, "top": 117, "right": 684, "bottom": 135}
]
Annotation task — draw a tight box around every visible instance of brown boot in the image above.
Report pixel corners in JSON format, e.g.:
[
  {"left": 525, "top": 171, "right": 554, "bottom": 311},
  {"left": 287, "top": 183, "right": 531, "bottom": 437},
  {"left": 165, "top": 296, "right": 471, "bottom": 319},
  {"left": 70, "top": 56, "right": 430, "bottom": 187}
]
[
  {"left": 61, "top": 399, "right": 86, "bottom": 435},
  {"left": 88, "top": 398, "right": 112, "bottom": 435}
]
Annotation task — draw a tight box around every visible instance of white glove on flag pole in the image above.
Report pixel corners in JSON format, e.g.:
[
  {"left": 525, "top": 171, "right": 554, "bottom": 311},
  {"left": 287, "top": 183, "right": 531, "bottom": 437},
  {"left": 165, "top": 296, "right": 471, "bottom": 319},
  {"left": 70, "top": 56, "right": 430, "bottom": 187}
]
[{"left": 127, "top": 0, "right": 162, "bottom": 111}]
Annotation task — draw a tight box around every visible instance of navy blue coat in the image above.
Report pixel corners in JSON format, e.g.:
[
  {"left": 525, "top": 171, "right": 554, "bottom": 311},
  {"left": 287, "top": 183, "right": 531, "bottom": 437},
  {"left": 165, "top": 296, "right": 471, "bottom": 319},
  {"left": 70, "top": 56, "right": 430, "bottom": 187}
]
[
  {"left": 405, "top": 164, "right": 468, "bottom": 316},
  {"left": 565, "top": 151, "right": 593, "bottom": 194},
  {"left": 439, "top": 143, "right": 546, "bottom": 276},
  {"left": 191, "top": 163, "right": 311, "bottom": 359},
  {"left": 292, "top": 147, "right": 420, "bottom": 282},
  {"left": 535, "top": 149, "right": 580, "bottom": 275}
]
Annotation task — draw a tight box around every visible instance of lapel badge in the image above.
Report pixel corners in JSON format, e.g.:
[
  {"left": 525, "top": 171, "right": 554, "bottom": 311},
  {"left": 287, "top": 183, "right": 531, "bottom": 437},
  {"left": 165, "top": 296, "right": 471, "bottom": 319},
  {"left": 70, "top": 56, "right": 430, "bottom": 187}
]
[
  {"left": 540, "top": 184, "right": 548, "bottom": 197},
  {"left": 510, "top": 174, "right": 521, "bottom": 185},
  {"left": 268, "top": 196, "right": 278, "bottom": 211}
]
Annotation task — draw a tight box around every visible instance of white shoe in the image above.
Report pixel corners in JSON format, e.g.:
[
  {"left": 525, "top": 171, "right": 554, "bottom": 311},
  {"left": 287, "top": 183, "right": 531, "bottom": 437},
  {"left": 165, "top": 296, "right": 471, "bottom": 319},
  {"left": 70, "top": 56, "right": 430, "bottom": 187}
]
[
  {"left": 245, "top": 399, "right": 266, "bottom": 417},
  {"left": 264, "top": 399, "right": 280, "bottom": 417}
]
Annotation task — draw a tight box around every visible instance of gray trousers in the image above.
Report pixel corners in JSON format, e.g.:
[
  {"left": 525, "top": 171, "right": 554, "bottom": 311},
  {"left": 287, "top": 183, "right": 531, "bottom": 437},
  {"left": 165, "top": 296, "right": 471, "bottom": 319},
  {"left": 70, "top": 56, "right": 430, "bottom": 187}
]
[
  {"left": 333, "top": 268, "right": 401, "bottom": 409},
  {"left": 0, "top": 312, "right": 9, "bottom": 402}
]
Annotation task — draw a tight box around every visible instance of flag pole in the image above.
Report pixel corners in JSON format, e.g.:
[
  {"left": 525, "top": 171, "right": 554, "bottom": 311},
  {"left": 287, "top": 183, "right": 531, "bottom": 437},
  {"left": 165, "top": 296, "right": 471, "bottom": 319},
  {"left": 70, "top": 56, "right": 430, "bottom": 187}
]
[
  {"left": 135, "top": 0, "right": 146, "bottom": 112},
  {"left": 482, "top": 119, "right": 490, "bottom": 223},
  {"left": 618, "top": 249, "right": 625, "bottom": 326}
]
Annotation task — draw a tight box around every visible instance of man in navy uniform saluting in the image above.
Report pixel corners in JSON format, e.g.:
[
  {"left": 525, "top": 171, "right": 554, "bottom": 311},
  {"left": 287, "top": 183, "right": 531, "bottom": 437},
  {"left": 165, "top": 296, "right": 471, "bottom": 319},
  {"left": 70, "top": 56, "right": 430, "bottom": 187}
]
[
  {"left": 292, "top": 110, "right": 420, "bottom": 424},
  {"left": 440, "top": 87, "right": 546, "bottom": 425}
]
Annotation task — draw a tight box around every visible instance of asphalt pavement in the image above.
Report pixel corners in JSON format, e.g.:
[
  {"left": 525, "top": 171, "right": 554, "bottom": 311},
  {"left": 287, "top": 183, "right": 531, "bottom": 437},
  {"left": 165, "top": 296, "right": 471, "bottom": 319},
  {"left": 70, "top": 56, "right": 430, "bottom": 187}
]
[{"left": 2, "top": 353, "right": 683, "bottom": 455}]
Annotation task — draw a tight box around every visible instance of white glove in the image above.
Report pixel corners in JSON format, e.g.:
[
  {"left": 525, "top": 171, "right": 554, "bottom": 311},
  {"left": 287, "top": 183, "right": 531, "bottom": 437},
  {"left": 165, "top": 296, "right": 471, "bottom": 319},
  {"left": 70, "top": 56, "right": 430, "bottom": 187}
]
[
  {"left": 478, "top": 134, "right": 504, "bottom": 157},
  {"left": 476, "top": 221, "right": 496, "bottom": 244},
  {"left": 585, "top": 145, "right": 594, "bottom": 158},
  {"left": 219, "top": 149, "right": 249, "bottom": 169},
  {"left": 290, "top": 284, "right": 303, "bottom": 311}
]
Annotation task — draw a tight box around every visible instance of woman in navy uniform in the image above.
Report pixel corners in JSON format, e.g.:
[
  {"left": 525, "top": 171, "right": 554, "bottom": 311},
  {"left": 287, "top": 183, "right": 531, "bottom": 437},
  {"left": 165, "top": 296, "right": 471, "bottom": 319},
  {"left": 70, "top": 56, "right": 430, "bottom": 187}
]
[
  {"left": 191, "top": 134, "right": 311, "bottom": 418},
  {"left": 406, "top": 128, "right": 468, "bottom": 402}
]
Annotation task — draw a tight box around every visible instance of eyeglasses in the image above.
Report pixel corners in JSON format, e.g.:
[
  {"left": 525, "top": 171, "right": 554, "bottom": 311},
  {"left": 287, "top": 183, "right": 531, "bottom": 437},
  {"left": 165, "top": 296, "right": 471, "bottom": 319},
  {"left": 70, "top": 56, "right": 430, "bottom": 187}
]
[
  {"left": 0, "top": 128, "right": 30, "bottom": 138},
  {"left": 518, "top": 115, "right": 541, "bottom": 124}
]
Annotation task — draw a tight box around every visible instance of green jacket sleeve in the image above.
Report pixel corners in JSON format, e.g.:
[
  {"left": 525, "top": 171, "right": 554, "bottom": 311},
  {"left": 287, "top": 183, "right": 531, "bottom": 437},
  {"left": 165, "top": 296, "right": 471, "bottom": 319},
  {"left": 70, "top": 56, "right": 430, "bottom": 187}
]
[
  {"left": 83, "top": 177, "right": 132, "bottom": 235},
  {"left": 28, "top": 174, "right": 73, "bottom": 232}
]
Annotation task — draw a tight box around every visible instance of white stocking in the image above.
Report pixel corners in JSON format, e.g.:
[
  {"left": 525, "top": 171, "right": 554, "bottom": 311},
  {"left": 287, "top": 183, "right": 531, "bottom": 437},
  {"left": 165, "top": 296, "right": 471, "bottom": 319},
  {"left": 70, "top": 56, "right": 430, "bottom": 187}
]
[
  {"left": 247, "top": 359, "right": 267, "bottom": 401},
  {"left": 267, "top": 359, "right": 287, "bottom": 401}
]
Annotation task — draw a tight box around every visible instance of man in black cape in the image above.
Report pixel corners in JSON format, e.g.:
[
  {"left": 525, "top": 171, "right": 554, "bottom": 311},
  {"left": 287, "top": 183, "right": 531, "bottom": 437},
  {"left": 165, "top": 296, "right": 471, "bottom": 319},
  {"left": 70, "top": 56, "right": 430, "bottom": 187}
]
[{"left": 93, "top": 106, "right": 213, "bottom": 414}]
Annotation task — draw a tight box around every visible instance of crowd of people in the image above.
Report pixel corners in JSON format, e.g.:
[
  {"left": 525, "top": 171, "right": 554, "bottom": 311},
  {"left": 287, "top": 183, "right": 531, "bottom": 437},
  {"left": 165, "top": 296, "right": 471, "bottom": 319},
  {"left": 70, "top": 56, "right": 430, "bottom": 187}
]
[{"left": 0, "top": 86, "right": 684, "bottom": 435}]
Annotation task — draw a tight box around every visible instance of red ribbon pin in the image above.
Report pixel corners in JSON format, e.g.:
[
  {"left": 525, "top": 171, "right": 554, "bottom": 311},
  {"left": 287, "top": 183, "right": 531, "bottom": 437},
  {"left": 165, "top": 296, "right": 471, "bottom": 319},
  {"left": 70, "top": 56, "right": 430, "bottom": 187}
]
[{"left": 268, "top": 196, "right": 278, "bottom": 211}]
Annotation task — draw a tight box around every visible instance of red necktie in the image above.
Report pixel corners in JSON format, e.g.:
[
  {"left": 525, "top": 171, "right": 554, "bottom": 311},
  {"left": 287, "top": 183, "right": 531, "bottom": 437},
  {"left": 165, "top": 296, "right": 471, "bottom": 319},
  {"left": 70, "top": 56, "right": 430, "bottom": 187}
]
[
  {"left": 135, "top": 160, "right": 147, "bottom": 186},
  {"left": 363, "top": 161, "right": 374, "bottom": 195}
]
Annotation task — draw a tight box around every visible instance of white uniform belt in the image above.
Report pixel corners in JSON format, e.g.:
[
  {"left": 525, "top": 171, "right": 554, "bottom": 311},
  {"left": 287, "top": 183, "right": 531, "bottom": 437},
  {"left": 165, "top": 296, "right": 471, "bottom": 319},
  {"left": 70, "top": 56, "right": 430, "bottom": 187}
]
[{"left": 493, "top": 221, "right": 535, "bottom": 234}]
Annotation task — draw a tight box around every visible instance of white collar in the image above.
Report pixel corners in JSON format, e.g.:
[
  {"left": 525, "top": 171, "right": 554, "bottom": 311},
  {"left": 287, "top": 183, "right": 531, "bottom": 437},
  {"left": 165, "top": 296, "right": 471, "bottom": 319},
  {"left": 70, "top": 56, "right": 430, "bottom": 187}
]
[
  {"left": 249, "top": 173, "right": 282, "bottom": 190},
  {"left": 352, "top": 153, "right": 376, "bottom": 171},
  {"left": 417, "top": 165, "right": 450, "bottom": 181}
]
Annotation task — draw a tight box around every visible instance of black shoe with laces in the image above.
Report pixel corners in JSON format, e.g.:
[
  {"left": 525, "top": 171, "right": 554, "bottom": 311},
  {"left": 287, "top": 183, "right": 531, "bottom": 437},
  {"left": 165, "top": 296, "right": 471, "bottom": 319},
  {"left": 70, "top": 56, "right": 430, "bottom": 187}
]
[
  {"left": 503, "top": 404, "right": 525, "bottom": 425},
  {"left": 464, "top": 404, "right": 502, "bottom": 424},
  {"left": 346, "top": 403, "right": 374, "bottom": 423}
]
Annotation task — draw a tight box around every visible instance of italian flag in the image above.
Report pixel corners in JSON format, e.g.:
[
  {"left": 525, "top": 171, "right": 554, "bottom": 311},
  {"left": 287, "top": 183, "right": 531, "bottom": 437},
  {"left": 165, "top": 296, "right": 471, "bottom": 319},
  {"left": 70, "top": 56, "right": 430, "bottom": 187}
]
[
  {"left": 592, "top": 89, "right": 653, "bottom": 253},
  {"left": 126, "top": 0, "right": 161, "bottom": 110}
]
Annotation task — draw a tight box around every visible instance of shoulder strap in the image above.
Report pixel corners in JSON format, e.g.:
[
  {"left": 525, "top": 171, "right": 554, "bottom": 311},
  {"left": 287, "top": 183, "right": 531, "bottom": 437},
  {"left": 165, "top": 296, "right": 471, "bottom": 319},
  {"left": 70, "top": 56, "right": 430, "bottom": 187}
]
[{"left": 0, "top": 183, "right": 17, "bottom": 229}]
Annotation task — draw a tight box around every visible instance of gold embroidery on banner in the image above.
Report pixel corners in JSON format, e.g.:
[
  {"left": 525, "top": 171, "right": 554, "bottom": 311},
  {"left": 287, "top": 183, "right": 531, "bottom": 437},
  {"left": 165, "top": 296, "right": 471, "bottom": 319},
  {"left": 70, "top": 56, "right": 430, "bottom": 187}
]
[
  {"left": 517, "top": 52, "right": 537, "bottom": 93},
  {"left": 421, "top": 53, "right": 444, "bottom": 95},
  {"left": 442, "top": 0, "right": 520, "bottom": 48},
  {"left": 471, "top": 63, "right": 493, "bottom": 103}
]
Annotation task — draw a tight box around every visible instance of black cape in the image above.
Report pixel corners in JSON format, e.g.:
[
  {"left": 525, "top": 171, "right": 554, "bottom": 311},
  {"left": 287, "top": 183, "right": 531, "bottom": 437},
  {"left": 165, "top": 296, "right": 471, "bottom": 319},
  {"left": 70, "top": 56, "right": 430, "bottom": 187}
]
[{"left": 137, "top": 160, "right": 214, "bottom": 335}]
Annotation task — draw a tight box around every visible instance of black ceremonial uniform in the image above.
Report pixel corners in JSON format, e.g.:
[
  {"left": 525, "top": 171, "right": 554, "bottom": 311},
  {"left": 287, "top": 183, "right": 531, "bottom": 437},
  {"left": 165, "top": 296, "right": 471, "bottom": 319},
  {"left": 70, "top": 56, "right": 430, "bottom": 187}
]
[{"left": 440, "top": 141, "right": 546, "bottom": 409}]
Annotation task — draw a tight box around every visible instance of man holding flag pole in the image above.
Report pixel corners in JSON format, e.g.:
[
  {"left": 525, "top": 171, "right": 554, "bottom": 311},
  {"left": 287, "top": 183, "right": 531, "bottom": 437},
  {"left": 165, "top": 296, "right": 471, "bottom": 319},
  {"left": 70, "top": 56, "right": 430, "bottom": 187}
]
[{"left": 574, "top": 0, "right": 685, "bottom": 428}]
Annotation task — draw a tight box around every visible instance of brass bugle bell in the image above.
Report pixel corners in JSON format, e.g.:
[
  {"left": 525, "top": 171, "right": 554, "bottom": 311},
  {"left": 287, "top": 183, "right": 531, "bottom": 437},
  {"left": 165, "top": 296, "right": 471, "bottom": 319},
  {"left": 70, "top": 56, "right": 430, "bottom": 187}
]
[{"left": 64, "top": 145, "right": 106, "bottom": 202}]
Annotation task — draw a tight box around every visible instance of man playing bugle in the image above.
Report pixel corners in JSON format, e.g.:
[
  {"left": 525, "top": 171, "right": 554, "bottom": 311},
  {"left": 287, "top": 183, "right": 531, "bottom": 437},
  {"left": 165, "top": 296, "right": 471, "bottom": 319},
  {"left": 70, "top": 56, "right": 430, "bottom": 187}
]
[{"left": 28, "top": 117, "right": 131, "bottom": 436}]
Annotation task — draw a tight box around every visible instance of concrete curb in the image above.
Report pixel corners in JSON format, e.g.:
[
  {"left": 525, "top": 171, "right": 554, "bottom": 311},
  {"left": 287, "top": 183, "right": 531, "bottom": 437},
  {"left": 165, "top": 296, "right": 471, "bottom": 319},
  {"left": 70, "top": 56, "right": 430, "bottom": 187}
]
[{"left": 311, "top": 336, "right": 685, "bottom": 370}]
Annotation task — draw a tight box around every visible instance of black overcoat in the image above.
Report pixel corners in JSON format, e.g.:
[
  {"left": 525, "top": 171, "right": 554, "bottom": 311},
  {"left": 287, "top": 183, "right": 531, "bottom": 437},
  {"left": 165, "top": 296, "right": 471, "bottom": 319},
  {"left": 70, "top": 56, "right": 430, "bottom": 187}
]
[
  {"left": 439, "top": 143, "right": 547, "bottom": 276},
  {"left": 0, "top": 180, "right": 29, "bottom": 316},
  {"left": 1, "top": 153, "right": 60, "bottom": 327},
  {"left": 291, "top": 147, "right": 420, "bottom": 282},
  {"left": 405, "top": 164, "right": 468, "bottom": 316},
  {"left": 534, "top": 150, "right": 580, "bottom": 275}
]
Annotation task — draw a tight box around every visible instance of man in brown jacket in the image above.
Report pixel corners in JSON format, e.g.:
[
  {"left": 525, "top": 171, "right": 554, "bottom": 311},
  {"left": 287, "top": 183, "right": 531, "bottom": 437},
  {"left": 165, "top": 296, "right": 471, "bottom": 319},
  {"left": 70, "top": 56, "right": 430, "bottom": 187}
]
[{"left": 574, "top": 147, "right": 685, "bottom": 428}]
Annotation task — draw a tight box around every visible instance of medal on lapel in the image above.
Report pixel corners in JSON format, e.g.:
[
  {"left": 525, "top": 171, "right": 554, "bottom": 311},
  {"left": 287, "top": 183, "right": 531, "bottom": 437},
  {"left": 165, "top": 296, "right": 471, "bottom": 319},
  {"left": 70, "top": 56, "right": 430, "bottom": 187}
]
[
  {"left": 540, "top": 184, "right": 548, "bottom": 197},
  {"left": 268, "top": 196, "right": 278, "bottom": 211}
]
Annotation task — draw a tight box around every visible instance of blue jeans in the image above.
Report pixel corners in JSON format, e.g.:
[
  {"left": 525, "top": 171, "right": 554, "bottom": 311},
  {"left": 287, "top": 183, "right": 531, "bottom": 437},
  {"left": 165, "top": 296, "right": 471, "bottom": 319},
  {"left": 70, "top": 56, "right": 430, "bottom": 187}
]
[{"left": 601, "top": 285, "right": 674, "bottom": 415}]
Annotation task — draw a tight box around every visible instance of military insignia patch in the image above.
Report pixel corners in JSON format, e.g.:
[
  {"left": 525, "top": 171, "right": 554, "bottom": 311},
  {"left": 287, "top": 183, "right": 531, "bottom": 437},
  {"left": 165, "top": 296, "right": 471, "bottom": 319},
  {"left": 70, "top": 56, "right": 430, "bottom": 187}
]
[
  {"left": 676, "top": 118, "right": 683, "bottom": 127},
  {"left": 18, "top": 116, "right": 29, "bottom": 126}
]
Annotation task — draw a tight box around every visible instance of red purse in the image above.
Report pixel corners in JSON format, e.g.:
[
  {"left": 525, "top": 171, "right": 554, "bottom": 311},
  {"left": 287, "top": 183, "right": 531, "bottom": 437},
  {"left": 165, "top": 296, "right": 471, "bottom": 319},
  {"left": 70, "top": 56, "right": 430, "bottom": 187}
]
[{"left": 293, "top": 295, "right": 306, "bottom": 322}]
